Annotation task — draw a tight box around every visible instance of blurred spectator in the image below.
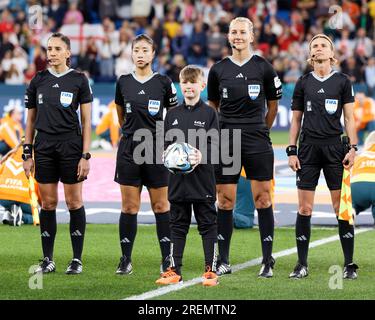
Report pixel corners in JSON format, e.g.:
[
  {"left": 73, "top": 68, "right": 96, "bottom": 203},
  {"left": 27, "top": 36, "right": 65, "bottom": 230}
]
[
  {"left": 99, "top": 35, "right": 115, "bottom": 79},
  {"left": 24, "top": 63, "right": 36, "bottom": 85},
  {"left": 353, "top": 28, "right": 373, "bottom": 58},
  {"left": 342, "top": 0, "right": 361, "bottom": 26},
  {"left": 99, "top": 0, "right": 117, "bottom": 21},
  {"left": 0, "top": 8, "right": 14, "bottom": 33},
  {"left": 284, "top": 59, "right": 302, "bottom": 84},
  {"left": 48, "top": 0, "right": 67, "bottom": 29},
  {"left": 33, "top": 45, "right": 48, "bottom": 72},
  {"left": 341, "top": 56, "right": 364, "bottom": 84},
  {"left": 166, "top": 53, "right": 186, "bottom": 83},
  {"left": 0, "top": 105, "right": 24, "bottom": 155},
  {"left": 63, "top": 1, "right": 84, "bottom": 25},
  {"left": 188, "top": 20, "right": 207, "bottom": 66},
  {"left": 164, "top": 11, "right": 181, "bottom": 39},
  {"left": 365, "top": 57, "right": 375, "bottom": 97},
  {"left": 171, "top": 25, "right": 189, "bottom": 59},
  {"left": 335, "top": 28, "right": 354, "bottom": 62},
  {"left": 353, "top": 92, "right": 375, "bottom": 145},
  {"left": 115, "top": 49, "right": 133, "bottom": 77},
  {"left": 207, "top": 24, "right": 227, "bottom": 61},
  {"left": 131, "top": 0, "right": 152, "bottom": 28},
  {"left": 0, "top": 32, "right": 16, "bottom": 61}
]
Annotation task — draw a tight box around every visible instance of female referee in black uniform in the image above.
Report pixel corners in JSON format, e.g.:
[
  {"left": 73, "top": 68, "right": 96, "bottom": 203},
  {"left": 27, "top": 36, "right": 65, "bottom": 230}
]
[
  {"left": 287, "top": 34, "right": 358, "bottom": 279},
  {"left": 114, "top": 34, "right": 178, "bottom": 275},
  {"left": 208, "top": 17, "right": 282, "bottom": 278},
  {"left": 23, "top": 33, "right": 93, "bottom": 274}
]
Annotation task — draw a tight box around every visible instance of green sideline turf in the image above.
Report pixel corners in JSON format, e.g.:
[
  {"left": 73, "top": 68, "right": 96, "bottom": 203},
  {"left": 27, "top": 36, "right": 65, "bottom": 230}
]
[{"left": 0, "top": 225, "right": 373, "bottom": 300}]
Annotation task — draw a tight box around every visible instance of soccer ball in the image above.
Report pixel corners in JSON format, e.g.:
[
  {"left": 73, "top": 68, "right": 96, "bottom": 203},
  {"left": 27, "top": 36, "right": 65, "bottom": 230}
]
[{"left": 163, "top": 142, "right": 195, "bottom": 175}]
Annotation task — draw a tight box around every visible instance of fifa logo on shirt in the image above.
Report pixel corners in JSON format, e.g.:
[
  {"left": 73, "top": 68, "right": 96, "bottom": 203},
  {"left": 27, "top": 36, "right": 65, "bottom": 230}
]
[
  {"left": 325, "top": 99, "right": 338, "bottom": 115},
  {"left": 38, "top": 94, "right": 43, "bottom": 104},
  {"left": 248, "top": 85, "right": 260, "bottom": 100},
  {"left": 223, "top": 88, "right": 228, "bottom": 99},
  {"left": 126, "top": 102, "right": 132, "bottom": 113},
  {"left": 306, "top": 101, "right": 312, "bottom": 112}
]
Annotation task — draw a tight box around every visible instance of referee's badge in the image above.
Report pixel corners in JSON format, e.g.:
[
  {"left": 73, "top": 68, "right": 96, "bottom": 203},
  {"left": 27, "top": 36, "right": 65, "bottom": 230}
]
[
  {"left": 325, "top": 99, "right": 338, "bottom": 115},
  {"left": 248, "top": 85, "right": 260, "bottom": 100},
  {"left": 60, "top": 92, "right": 73, "bottom": 108},
  {"left": 148, "top": 100, "right": 160, "bottom": 116}
]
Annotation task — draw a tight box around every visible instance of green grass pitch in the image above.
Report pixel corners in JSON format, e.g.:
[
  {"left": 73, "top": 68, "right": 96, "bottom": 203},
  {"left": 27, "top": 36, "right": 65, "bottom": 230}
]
[{"left": 0, "top": 224, "right": 374, "bottom": 300}]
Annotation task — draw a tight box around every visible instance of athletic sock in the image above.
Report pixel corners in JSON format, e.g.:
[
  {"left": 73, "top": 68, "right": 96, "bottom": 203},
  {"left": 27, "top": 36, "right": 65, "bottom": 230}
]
[
  {"left": 217, "top": 209, "right": 233, "bottom": 264},
  {"left": 295, "top": 212, "right": 311, "bottom": 266},
  {"left": 39, "top": 209, "right": 57, "bottom": 260},
  {"left": 170, "top": 238, "right": 186, "bottom": 275},
  {"left": 257, "top": 206, "right": 274, "bottom": 263},
  {"left": 202, "top": 238, "right": 218, "bottom": 272},
  {"left": 155, "top": 211, "right": 171, "bottom": 260},
  {"left": 69, "top": 206, "right": 86, "bottom": 261},
  {"left": 338, "top": 219, "right": 354, "bottom": 265},
  {"left": 119, "top": 213, "right": 137, "bottom": 259}
]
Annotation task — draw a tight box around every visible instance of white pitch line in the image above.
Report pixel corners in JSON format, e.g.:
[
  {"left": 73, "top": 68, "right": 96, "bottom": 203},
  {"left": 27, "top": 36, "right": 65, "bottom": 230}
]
[{"left": 124, "top": 228, "right": 372, "bottom": 300}]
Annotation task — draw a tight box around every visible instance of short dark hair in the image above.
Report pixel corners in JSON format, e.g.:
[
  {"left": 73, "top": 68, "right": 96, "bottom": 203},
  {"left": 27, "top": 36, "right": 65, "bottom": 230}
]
[
  {"left": 48, "top": 33, "right": 71, "bottom": 67},
  {"left": 131, "top": 34, "right": 155, "bottom": 51},
  {"left": 179, "top": 65, "right": 204, "bottom": 82}
]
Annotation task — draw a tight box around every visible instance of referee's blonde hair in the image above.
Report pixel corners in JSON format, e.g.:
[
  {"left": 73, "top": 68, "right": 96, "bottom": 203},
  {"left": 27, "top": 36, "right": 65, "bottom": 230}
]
[
  {"left": 229, "top": 17, "right": 254, "bottom": 34},
  {"left": 307, "top": 33, "right": 338, "bottom": 66}
]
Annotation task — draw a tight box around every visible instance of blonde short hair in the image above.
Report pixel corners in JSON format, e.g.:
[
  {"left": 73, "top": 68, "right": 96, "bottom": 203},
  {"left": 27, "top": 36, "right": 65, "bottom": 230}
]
[
  {"left": 307, "top": 34, "right": 338, "bottom": 66},
  {"left": 229, "top": 17, "right": 254, "bottom": 34}
]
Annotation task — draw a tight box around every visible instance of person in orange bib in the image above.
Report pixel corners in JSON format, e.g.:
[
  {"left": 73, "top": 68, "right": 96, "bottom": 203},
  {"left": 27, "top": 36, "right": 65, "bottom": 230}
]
[
  {"left": 92, "top": 100, "right": 120, "bottom": 150},
  {"left": 0, "top": 105, "right": 24, "bottom": 156},
  {"left": 0, "top": 143, "right": 39, "bottom": 226},
  {"left": 351, "top": 131, "right": 375, "bottom": 223},
  {"left": 353, "top": 92, "right": 375, "bottom": 145}
]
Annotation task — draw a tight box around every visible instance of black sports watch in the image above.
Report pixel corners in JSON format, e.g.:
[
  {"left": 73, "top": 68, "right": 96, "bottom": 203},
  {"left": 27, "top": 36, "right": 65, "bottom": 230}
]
[
  {"left": 82, "top": 153, "right": 91, "bottom": 160},
  {"left": 22, "top": 154, "right": 32, "bottom": 161}
]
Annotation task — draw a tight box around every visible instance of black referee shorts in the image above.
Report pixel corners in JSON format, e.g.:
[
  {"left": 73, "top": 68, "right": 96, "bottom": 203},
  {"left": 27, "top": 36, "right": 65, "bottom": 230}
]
[
  {"left": 170, "top": 201, "right": 217, "bottom": 238},
  {"left": 34, "top": 132, "right": 83, "bottom": 184},
  {"left": 114, "top": 136, "right": 168, "bottom": 188},
  {"left": 297, "top": 142, "right": 345, "bottom": 191},
  {"left": 215, "top": 123, "right": 274, "bottom": 184}
]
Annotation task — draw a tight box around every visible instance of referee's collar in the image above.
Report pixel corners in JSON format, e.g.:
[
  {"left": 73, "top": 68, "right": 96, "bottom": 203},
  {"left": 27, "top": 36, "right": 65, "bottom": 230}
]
[{"left": 182, "top": 99, "right": 204, "bottom": 110}]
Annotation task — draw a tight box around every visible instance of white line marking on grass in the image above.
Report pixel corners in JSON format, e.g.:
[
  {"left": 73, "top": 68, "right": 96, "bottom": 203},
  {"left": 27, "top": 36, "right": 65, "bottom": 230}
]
[{"left": 124, "top": 228, "right": 372, "bottom": 300}]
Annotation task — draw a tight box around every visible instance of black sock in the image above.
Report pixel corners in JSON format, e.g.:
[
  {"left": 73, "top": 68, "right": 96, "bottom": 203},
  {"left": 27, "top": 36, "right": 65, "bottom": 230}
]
[
  {"left": 119, "top": 213, "right": 138, "bottom": 259},
  {"left": 39, "top": 209, "right": 57, "bottom": 260},
  {"left": 202, "top": 238, "right": 218, "bottom": 272},
  {"left": 295, "top": 213, "right": 311, "bottom": 266},
  {"left": 155, "top": 211, "right": 171, "bottom": 260},
  {"left": 257, "top": 206, "right": 274, "bottom": 263},
  {"left": 217, "top": 209, "right": 233, "bottom": 264},
  {"left": 338, "top": 219, "right": 354, "bottom": 266},
  {"left": 170, "top": 238, "right": 187, "bottom": 275},
  {"left": 69, "top": 206, "right": 86, "bottom": 261}
]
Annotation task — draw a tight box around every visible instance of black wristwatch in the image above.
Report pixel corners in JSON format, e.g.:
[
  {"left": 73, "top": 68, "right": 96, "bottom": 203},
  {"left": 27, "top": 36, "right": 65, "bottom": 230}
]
[
  {"left": 350, "top": 145, "right": 358, "bottom": 151},
  {"left": 22, "top": 154, "right": 32, "bottom": 161},
  {"left": 82, "top": 153, "right": 91, "bottom": 160}
]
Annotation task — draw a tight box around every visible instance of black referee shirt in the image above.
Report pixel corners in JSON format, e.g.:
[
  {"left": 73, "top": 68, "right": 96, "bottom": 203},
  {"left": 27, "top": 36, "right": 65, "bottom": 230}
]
[
  {"left": 115, "top": 72, "right": 178, "bottom": 135},
  {"left": 291, "top": 71, "right": 355, "bottom": 139},
  {"left": 25, "top": 68, "right": 93, "bottom": 135},
  {"left": 164, "top": 99, "right": 219, "bottom": 202},
  {"left": 207, "top": 55, "right": 282, "bottom": 124}
]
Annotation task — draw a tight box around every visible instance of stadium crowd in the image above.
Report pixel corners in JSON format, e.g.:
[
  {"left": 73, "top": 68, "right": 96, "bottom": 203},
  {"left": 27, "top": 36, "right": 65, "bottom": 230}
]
[{"left": 0, "top": 0, "right": 375, "bottom": 95}]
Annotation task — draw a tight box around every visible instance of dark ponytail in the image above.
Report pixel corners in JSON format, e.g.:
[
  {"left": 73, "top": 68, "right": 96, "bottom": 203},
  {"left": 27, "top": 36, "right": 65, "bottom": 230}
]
[{"left": 48, "top": 32, "right": 71, "bottom": 67}]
